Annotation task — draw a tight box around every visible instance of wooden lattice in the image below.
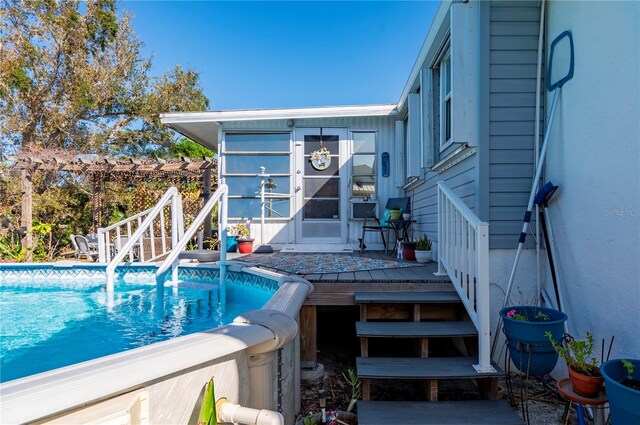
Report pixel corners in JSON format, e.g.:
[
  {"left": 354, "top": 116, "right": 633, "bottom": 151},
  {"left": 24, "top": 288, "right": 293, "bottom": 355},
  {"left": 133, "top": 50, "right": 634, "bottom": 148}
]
[{"left": 9, "top": 149, "right": 218, "bottom": 248}]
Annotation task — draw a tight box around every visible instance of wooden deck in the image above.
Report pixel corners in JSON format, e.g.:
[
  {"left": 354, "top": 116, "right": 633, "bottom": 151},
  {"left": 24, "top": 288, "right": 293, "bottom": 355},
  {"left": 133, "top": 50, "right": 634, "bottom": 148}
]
[{"left": 231, "top": 250, "right": 453, "bottom": 305}]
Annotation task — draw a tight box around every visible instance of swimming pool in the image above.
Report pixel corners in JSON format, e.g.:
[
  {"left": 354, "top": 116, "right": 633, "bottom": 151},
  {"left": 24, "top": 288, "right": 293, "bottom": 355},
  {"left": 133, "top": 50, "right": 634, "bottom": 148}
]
[{"left": 0, "top": 264, "right": 277, "bottom": 382}]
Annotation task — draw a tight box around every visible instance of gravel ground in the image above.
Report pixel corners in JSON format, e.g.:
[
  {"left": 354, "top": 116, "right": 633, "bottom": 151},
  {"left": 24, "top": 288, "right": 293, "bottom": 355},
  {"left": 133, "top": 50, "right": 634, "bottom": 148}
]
[{"left": 299, "top": 307, "right": 579, "bottom": 425}]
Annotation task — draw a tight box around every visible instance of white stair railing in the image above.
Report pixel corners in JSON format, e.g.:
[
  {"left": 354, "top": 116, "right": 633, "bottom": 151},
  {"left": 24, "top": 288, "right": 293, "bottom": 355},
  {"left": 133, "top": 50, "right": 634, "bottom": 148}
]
[
  {"left": 104, "top": 187, "right": 183, "bottom": 291},
  {"left": 156, "top": 184, "right": 228, "bottom": 302},
  {"left": 436, "top": 181, "right": 495, "bottom": 373}
]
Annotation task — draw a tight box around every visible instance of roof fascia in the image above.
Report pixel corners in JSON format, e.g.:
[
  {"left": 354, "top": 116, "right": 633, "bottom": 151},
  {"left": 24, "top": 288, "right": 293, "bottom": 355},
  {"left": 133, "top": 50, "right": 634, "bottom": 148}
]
[{"left": 160, "top": 104, "right": 398, "bottom": 125}]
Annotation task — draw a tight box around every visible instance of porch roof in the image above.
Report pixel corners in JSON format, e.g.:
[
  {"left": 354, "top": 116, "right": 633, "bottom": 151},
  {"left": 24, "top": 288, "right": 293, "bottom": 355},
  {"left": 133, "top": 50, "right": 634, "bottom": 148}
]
[{"left": 160, "top": 104, "right": 398, "bottom": 150}]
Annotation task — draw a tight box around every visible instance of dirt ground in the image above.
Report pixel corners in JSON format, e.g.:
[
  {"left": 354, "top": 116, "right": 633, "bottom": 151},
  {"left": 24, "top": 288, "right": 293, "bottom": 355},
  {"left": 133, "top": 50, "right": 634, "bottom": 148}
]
[{"left": 299, "top": 306, "right": 581, "bottom": 425}]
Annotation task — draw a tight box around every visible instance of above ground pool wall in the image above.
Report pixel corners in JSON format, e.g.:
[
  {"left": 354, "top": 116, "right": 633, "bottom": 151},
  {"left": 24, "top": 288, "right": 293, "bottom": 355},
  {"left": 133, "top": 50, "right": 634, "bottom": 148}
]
[{"left": 0, "top": 264, "right": 313, "bottom": 425}]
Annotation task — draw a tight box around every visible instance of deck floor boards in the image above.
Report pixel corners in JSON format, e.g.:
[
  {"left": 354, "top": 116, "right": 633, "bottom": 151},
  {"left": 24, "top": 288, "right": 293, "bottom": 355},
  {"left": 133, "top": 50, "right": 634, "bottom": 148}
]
[{"left": 229, "top": 250, "right": 453, "bottom": 305}]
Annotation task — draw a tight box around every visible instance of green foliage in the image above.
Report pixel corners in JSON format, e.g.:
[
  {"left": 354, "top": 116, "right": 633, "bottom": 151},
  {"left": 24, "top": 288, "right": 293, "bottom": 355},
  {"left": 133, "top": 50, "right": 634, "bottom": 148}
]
[
  {"left": 228, "top": 224, "right": 250, "bottom": 239},
  {"left": 0, "top": 237, "right": 26, "bottom": 261},
  {"left": 506, "top": 307, "right": 550, "bottom": 322},
  {"left": 415, "top": 234, "right": 432, "bottom": 251},
  {"left": 302, "top": 416, "right": 317, "bottom": 425},
  {"left": 621, "top": 359, "right": 635, "bottom": 380},
  {"left": 0, "top": 0, "right": 209, "bottom": 155},
  {"left": 342, "top": 368, "right": 362, "bottom": 413},
  {"left": 546, "top": 331, "right": 600, "bottom": 375},
  {"left": 169, "top": 137, "right": 214, "bottom": 159},
  {"left": 196, "top": 378, "right": 217, "bottom": 425}
]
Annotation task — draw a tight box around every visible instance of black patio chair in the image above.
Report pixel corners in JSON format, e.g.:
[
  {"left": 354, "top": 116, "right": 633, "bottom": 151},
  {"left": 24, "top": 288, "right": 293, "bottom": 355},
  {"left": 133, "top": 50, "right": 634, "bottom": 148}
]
[{"left": 359, "top": 197, "right": 410, "bottom": 253}]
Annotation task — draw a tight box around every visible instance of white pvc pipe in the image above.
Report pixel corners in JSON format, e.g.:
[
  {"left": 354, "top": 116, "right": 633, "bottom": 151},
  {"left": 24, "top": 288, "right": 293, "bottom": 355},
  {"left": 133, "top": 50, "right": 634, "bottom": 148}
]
[
  {"left": 218, "top": 400, "right": 284, "bottom": 425},
  {"left": 258, "top": 167, "right": 269, "bottom": 247}
]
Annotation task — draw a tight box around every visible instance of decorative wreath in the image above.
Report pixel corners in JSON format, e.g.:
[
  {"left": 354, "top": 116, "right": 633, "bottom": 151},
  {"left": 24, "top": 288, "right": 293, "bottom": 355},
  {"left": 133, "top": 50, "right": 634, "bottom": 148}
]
[{"left": 310, "top": 146, "right": 331, "bottom": 171}]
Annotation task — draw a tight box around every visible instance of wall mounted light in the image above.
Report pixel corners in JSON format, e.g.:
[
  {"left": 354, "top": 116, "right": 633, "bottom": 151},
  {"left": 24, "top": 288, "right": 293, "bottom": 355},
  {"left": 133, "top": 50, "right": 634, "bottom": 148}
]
[{"left": 286, "top": 119, "right": 294, "bottom": 128}]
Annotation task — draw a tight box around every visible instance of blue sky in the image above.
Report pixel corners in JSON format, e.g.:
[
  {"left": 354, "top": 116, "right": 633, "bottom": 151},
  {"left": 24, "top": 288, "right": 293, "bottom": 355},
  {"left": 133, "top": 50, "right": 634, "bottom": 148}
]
[{"left": 122, "top": 1, "right": 439, "bottom": 110}]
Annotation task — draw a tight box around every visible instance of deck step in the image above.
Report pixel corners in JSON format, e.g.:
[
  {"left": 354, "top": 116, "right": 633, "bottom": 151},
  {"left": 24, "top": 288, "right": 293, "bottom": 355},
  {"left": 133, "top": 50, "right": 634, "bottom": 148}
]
[
  {"left": 355, "top": 291, "right": 461, "bottom": 304},
  {"left": 356, "top": 356, "right": 502, "bottom": 380},
  {"left": 358, "top": 400, "right": 525, "bottom": 425},
  {"left": 356, "top": 320, "right": 477, "bottom": 338}
]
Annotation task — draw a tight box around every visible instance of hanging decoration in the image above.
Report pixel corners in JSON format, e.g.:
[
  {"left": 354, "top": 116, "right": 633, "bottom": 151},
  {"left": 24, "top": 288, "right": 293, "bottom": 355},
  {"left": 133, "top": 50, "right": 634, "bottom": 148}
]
[{"left": 310, "top": 128, "right": 332, "bottom": 171}]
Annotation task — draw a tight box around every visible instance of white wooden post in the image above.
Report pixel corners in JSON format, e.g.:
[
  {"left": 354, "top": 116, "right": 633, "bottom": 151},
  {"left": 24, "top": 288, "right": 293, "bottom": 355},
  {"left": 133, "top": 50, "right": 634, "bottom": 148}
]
[{"left": 474, "top": 222, "right": 495, "bottom": 373}]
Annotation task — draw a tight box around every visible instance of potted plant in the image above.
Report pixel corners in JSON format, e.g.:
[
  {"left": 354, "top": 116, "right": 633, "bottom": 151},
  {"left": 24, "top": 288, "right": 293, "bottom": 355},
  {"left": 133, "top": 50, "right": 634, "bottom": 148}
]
[
  {"left": 546, "top": 331, "right": 603, "bottom": 397},
  {"left": 388, "top": 205, "right": 402, "bottom": 220},
  {"left": 601, "top": 358, "right": 640, "bottom": 423},
  {"left": 414, "top": 234, "right": 432, "bottom": 263},
  {"left": 499, "top": 306, "right": 568, "bottom": 376},
  {"left": 234, "top": 224, "right": 254, "bottom": 254},
  {"left": 401, "top": 240, "right": 416, "bottom": 261},
  {"left": 225, "top": 226, "right": 239, "bottom": 252}
]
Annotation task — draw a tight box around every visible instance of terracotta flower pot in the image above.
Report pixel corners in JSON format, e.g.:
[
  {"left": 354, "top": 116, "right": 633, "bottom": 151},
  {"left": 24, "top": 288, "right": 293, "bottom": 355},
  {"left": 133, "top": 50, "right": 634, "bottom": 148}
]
[
  {"left": 569, "top": 365, "right": 604, "bottom": 397},
  {"left": 237, "top": 239, "right": 254, "bottom": 254}
]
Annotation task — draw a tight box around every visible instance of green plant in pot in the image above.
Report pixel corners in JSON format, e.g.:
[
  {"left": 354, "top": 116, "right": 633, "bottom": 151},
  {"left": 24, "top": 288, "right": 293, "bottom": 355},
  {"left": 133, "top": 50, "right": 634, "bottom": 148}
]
[
  {"left": 414, "top": 234, "right": 432, "bottom": 263},
  {"left": 236, "top": 224, "right": 254, "bottom": 253},
  {"left": 388, "top": 205, "right": 402, "bottom": 220},
  {"left": 601, "top": 358, "right": 640, "bottom": 423},
  {"left": 499, "top": 306, "right": 568, "bottom": 376},
  {"left": 546, "top": 331, "right": 603, "bottom": 397}
]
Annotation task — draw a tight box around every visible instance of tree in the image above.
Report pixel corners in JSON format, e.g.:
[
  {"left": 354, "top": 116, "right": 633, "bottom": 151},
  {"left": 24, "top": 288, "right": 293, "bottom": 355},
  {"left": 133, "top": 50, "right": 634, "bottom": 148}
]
[
  {"left": 168, "top": 137, "right": 215, "bottom": 159},
  {"left": 0, "top": 0, "right": 209, "bottom": 155}
]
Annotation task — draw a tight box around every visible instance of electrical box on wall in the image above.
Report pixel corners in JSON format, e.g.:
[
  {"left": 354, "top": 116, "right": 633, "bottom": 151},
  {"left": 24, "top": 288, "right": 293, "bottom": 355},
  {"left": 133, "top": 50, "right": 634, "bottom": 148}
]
[{"left": 381, "top": 152, "right": 390, "bottom": 178}]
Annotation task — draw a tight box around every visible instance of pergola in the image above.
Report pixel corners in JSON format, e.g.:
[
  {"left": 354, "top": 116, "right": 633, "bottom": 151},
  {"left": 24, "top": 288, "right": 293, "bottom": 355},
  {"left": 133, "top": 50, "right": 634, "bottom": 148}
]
[{"left": 9, "top": 150, "right": 217, "bottom": 255}]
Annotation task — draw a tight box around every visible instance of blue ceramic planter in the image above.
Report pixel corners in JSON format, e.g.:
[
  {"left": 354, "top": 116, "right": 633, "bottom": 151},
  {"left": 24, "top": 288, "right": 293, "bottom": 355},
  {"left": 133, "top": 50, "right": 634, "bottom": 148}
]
[
  {"left": 601, "top": 359, "right": 640, "bottom": 424},
  {"left": 499, "top": 306, "right": 567, "bottom": 376},
  {"left": 226, "top": 235, "right": 238, "bottom": 253}
]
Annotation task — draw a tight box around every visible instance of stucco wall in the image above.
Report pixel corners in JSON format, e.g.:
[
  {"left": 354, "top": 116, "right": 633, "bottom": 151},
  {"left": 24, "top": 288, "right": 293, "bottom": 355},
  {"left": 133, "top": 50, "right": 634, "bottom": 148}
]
[{"left": 545, "top": 1, "right": 640, "bottom": 358}]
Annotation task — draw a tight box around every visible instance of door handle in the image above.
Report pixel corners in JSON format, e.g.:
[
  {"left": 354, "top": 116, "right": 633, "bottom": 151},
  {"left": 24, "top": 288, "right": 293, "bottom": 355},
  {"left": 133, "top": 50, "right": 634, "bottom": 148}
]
[{"left": 295, "top": 186, "right": 301, "bottom": 192}]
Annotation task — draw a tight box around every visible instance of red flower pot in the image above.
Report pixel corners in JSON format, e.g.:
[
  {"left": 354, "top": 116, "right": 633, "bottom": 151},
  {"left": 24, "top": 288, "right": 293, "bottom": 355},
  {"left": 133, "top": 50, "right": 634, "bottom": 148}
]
[
  {"left": 237, "top": 239, "right": 254, "bottom": 254},
  {"left": 402, "top": 242, "right": 416, "bottom": 261}
]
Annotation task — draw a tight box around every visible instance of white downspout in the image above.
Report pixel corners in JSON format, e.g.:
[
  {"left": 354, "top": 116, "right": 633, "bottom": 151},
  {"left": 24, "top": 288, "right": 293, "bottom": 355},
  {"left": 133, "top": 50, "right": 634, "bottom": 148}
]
[{"left": 534, "top": 0, "right": 546, "bottom": 304}]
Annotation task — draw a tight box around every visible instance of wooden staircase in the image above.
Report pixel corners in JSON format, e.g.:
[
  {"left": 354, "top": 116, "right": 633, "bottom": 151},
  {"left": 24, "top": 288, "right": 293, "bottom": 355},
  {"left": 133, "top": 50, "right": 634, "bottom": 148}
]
[{"left": 355, "top": 291, "right": 524, "bottom": 425}]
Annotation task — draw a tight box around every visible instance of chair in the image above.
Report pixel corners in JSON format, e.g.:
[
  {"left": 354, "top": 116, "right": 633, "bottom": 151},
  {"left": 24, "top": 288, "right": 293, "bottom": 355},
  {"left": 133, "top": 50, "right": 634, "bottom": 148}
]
[
  {"left": 360, "top": 197, "right": 410, "bottom": 253},
  {"left": 114, "top": 236, "right": 140, "bottom": 260},
  {"left": 70, "top": 234, "right": 80, "bottom": 257},
  {"left": 74, "top": 235, "right": 98, "bottom": 261}
]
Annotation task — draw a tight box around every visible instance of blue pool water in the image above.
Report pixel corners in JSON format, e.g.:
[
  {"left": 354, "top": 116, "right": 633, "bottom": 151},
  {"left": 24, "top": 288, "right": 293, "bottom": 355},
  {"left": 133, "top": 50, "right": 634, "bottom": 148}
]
[{"left": 0, "top": 271, "right": 275, "bottom": 383}]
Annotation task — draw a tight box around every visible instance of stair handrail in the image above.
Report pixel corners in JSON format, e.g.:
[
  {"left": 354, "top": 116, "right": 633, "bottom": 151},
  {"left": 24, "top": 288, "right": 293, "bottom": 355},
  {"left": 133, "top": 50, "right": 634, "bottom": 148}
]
[
  {"left": 97, "top": 208, "right": 153, "bottom": 263},
  {"left": 105, "top": 187, "right": 181, "bottom": 291},
  {"left": 156, "top": 184, "right": 228, "bottom": 290},
  {"left": 437, "top": 181, "right": 494, "bottom": 373}
]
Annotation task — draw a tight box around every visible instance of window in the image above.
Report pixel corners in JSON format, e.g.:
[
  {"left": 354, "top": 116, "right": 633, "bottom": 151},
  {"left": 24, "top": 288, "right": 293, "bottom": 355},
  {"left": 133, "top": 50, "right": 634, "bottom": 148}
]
[
  {"left": 223, "top": 133, "right": 291, "bottom": 219},
  {"left": 351, "top": 132, "right": 376, "bottom": 199},
  {"left": 438, "top": 48, "right": 452, "bottom": 150}
]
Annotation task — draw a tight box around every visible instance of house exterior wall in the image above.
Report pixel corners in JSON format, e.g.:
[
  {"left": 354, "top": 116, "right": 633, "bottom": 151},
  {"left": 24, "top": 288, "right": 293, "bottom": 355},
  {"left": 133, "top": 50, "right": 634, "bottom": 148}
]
[
  {"left": 219, "top": 116, "right": 398, "bottom": 247},
  {"left": 407, "top": 0, "right": 544, "bottom": 252},
  {"left": 488, "top": 0, "right": 542, "bottom": 249},
  {"left": 545, "top": 0, "right": 640, "bottom": 358}
]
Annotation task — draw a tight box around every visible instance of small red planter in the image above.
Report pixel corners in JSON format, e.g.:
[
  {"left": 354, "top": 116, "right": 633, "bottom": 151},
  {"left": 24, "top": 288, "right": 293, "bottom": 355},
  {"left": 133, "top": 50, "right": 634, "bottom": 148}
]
[
  {"left": 401, "top": 241, "right": 416, "bottom": 261},
  {"left": 237, "top": 239, "right": 254, "bottom": 254}
]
